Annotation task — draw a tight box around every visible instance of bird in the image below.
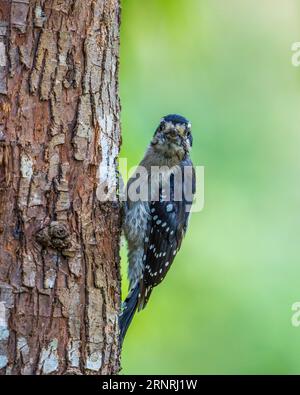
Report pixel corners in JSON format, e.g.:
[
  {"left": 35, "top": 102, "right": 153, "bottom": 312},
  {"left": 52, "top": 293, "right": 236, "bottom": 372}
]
[{"left": 119, "top": 114, "right": 195, "bottom": 343}]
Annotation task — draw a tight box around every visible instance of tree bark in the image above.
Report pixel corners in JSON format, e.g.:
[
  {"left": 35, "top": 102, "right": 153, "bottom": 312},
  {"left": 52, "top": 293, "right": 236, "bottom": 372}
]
[{"left": 0, "top": 0, "right": 121, "bottom": 375}]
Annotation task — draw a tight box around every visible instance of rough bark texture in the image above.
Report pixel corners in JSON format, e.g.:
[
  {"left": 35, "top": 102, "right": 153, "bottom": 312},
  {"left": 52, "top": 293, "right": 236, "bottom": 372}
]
[{"left": 0, "top": 0, "right": 121, "bottom": 375}]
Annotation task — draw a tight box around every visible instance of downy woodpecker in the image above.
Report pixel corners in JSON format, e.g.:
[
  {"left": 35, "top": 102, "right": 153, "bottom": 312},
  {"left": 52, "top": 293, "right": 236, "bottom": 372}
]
[{"left": 120, "top": 114, "right": 195, "bottom": 342}]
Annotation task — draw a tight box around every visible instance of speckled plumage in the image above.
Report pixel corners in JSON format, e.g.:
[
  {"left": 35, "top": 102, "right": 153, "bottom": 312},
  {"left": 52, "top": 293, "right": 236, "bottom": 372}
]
[
  {"left": 120, "top": 114, "right": 195, "bottom": 343},
  {"left": 123, "top": 200, "right": 150, "bottom": 288}
]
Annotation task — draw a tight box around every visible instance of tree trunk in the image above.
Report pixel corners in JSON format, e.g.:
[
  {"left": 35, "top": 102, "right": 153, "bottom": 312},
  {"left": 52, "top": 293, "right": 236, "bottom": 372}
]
[{"left": 0, "top": 0, "right": 121, "bottom": 375}]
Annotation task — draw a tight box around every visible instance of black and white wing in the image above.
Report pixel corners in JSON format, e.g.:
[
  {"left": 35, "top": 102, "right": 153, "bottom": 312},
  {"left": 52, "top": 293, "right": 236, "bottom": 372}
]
[{"left": 138, "top": 160, "right": 195, "bottom": 310}]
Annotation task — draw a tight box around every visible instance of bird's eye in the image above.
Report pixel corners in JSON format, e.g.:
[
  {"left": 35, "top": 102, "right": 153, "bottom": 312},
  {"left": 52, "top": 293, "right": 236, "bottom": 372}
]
[{"left": 160, "top": 122, "right": 165, "bottom": 130}]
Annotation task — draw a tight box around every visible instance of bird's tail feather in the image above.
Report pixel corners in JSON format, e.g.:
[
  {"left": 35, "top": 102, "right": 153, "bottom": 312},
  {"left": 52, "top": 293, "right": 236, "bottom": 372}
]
[{"left": 119, "top": 283, "right": 139, "bottom": 344}]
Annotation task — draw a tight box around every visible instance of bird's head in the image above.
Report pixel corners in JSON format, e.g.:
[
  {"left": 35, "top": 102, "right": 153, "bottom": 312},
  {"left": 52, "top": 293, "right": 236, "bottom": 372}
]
[{"left": 151, "top": 114, "right": 192, "bottom": 160}]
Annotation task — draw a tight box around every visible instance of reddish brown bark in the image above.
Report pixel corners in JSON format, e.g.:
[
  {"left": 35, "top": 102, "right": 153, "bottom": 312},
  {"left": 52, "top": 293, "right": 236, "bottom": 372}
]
[{"left": 0, "top": 0, "right": 121, "bottom": 375}]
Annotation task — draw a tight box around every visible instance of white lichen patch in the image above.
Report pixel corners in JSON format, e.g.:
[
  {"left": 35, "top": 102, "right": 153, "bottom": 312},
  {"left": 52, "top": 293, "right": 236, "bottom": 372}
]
[
  {"left": 96, "top": 114, "right": 119, "bottom": 201},
  {"left": 86, "top": 350, "right": 102, "bottom": 371},
  {"left": 68, "top": 251, "right": 82, "bottom": 278},
  {"left": 30, "top": 192, "right": 43, "bottom": 206},
  {"left": 20, "top": 153, "right": 33, "bottom": 179},
  {"left": 0, "top": 301, "right": 6, "bottom": 328},
  {"left": 108, "top": 143, "right": 119, "bottom": 190},
  {"left": 0, "top": 284, "right": 14, "bottom": 308},
  {"left": 38, "top": 339, "right": 59, "bottom": 374},
  {"left": 99, "top": 119, "right": 110, "bottom": 184},
  {"left": 22, "top": 254, "right": 36, "bottom": 288},
  {"left": 17, "top": 336, "right": 30, "bottom": 365},
  {"left": 0, "top": 326, "right": 9, "bottom": 341},
  {"left": 17, "top": 337, "right": 33, "bottom": 374},
  {"left": 44, "top": 268, "right": 56, "bottom": 289},
  {"left": 0, "top": 355, "right": 8, "bottom": 369},
  {"left": 58, "top": 54, "right": 67, "bottom": 65},
  {"left": 67, "top": 340, "right": 81, "bottom": 368},
  {"left": 17, "top": 337, "right": 29, "bottom": 354}
]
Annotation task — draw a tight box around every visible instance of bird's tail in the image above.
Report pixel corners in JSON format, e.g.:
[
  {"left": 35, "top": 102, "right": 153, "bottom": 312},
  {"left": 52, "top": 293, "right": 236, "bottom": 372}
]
[{"left": 119, "top": 283, "right": 139, "bottom": 344}]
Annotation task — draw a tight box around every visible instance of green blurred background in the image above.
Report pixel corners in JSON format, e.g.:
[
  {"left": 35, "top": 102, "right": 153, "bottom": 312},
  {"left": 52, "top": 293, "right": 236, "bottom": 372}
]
[{"left": 119, "top": 0, "right": 300, "bottom": 374}]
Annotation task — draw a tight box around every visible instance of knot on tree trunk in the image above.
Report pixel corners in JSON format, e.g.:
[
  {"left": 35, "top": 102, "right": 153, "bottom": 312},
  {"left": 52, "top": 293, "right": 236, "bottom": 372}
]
[{"left": 35, "top": 221, "right": 74, "bottom": 256}]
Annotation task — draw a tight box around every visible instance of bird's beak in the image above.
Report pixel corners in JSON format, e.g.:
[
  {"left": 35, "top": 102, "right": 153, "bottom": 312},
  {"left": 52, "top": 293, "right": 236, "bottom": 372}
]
[
  {"left": 170, "top": 125, "right": 186, "bottom": 138},
  {"left": 166, "top": 128, "right": 177, "bottom": 139}
]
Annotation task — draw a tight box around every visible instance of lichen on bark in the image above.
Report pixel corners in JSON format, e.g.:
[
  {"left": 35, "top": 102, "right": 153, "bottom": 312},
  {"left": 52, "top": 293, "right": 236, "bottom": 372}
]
[{"left": 0, "top": 0, "right": 121, "bottom": 375}]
